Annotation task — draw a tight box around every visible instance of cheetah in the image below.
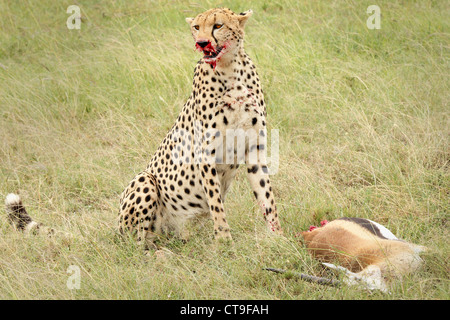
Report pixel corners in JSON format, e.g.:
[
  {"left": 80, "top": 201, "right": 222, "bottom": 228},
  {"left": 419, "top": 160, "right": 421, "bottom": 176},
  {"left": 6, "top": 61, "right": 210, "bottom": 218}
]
[
  {"left": 4, "top": 8, "right": 283, "bottom": 246},
  {"left": 117, "top": 8, "right": 283, "bottom": 244}
]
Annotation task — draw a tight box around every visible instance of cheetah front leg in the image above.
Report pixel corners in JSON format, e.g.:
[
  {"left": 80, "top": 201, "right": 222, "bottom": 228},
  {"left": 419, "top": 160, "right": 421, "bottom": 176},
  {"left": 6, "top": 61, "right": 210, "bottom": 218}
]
[
  {"left": 246, "top": 131, "right": 283, "bottom": 235},
  {"left": 199, "top": 163, "right": 232, "bottom": 240}
]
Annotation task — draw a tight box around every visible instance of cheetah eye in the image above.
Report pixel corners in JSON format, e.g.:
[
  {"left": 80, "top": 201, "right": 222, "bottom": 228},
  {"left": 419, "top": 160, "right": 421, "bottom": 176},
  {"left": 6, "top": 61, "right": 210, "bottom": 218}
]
[
  {"left": 193, "top": 25, "right": 199, "bottom": 30},
  {"left": 213, "top": 24, "right": 223, "bottom": 30}
]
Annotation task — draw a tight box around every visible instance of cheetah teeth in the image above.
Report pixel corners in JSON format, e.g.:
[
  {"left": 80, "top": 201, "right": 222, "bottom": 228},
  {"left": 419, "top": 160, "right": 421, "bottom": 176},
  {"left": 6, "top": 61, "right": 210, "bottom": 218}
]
[{"left": 203, "top": 46, "right": 223, "bottom": 59}]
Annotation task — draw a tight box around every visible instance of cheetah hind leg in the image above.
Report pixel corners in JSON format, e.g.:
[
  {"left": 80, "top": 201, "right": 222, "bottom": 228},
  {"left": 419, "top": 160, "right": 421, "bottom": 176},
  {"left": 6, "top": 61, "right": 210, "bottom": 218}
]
[{"left": 118, "top": 172, "right": 189, "bottom": 250}]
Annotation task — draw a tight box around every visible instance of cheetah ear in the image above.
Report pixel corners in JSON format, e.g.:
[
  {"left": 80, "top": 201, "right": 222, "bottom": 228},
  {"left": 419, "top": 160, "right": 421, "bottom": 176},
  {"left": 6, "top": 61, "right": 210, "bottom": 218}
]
[
  {"left": 185, "top": 17, "right": 194, "bottom": 25},
  {"left": 237, "top": 9, "right": 253, "bottom": 28}
]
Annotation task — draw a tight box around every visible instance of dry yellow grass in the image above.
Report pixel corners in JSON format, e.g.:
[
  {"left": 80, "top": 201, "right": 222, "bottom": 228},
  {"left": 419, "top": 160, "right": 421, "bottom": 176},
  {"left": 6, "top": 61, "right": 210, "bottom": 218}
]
[{"left": 0, "top": 0, "right": 448, "bottom": 299}]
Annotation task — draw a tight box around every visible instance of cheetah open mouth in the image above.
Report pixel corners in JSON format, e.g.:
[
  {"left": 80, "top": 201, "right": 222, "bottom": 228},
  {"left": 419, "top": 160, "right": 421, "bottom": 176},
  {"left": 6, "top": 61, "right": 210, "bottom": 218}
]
[
  {"left": 202, "top": 46, "right": 223, "bottom": 59},
  {"left": 196, "top": 42, "right": 228, "bottom": 68}
]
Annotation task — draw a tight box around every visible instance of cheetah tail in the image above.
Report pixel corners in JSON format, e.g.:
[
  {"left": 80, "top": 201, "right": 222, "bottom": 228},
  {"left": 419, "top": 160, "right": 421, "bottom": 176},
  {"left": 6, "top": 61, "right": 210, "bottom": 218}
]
[{"left": 5, "top": 193, "right": 41, "bottom": 234}]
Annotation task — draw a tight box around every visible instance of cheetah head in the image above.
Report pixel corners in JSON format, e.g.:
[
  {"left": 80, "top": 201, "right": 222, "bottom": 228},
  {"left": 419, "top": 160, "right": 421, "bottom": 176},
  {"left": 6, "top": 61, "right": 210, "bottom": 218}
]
[{"left": 186, "top": 8, "right": 253, "bottom": 68}]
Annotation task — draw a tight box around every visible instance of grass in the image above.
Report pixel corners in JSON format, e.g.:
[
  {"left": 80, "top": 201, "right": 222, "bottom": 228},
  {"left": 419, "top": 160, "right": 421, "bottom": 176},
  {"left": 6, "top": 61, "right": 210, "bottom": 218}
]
[{"left": 0, "top": 0, "right": 448, "bottom": 299}]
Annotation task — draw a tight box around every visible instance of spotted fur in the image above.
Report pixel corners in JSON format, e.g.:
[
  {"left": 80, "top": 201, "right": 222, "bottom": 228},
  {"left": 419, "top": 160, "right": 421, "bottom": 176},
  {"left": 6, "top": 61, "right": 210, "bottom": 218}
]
[
  {"left": 4, "top": 194, "right": 55, "bottom": 236},
  {"left": 118, "top": 8, "right": 283, "bottom": 245},
  {"left": 3, "top": 8, "right": 283, "bottom": 247}
]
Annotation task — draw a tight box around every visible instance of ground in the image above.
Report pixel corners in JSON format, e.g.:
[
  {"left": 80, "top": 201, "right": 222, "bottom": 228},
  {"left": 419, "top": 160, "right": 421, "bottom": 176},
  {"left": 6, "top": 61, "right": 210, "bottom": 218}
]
[{"left": 0, "top": 0, "right": 448, "bottom": 299}]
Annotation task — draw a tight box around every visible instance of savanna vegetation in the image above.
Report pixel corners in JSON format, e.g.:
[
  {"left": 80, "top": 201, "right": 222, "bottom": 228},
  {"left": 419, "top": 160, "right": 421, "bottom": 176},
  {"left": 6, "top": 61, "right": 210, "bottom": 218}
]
[{"left": 0, "top": 0, "right": 448, "bottom": 299}]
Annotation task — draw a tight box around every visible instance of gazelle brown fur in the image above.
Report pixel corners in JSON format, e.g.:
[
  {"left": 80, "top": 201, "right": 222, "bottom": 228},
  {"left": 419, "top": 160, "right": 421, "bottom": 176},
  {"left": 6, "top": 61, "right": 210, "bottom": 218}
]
[{"left": 300, "top": 217, "right": 426, "bottom": 292}]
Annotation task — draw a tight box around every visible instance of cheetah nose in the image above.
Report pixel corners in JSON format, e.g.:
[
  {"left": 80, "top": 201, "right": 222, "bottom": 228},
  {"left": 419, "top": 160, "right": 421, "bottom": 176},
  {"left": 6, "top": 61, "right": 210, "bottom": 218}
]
[{"left": 196, "top": 41, "right": 209, "bottom": 48}]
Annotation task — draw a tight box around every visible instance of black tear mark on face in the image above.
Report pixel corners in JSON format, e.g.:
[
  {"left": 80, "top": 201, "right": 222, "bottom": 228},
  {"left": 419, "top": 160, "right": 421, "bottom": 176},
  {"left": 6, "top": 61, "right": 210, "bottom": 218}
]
[{"left": 211, "top": 28, "right": 218, "bottom": 45}]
